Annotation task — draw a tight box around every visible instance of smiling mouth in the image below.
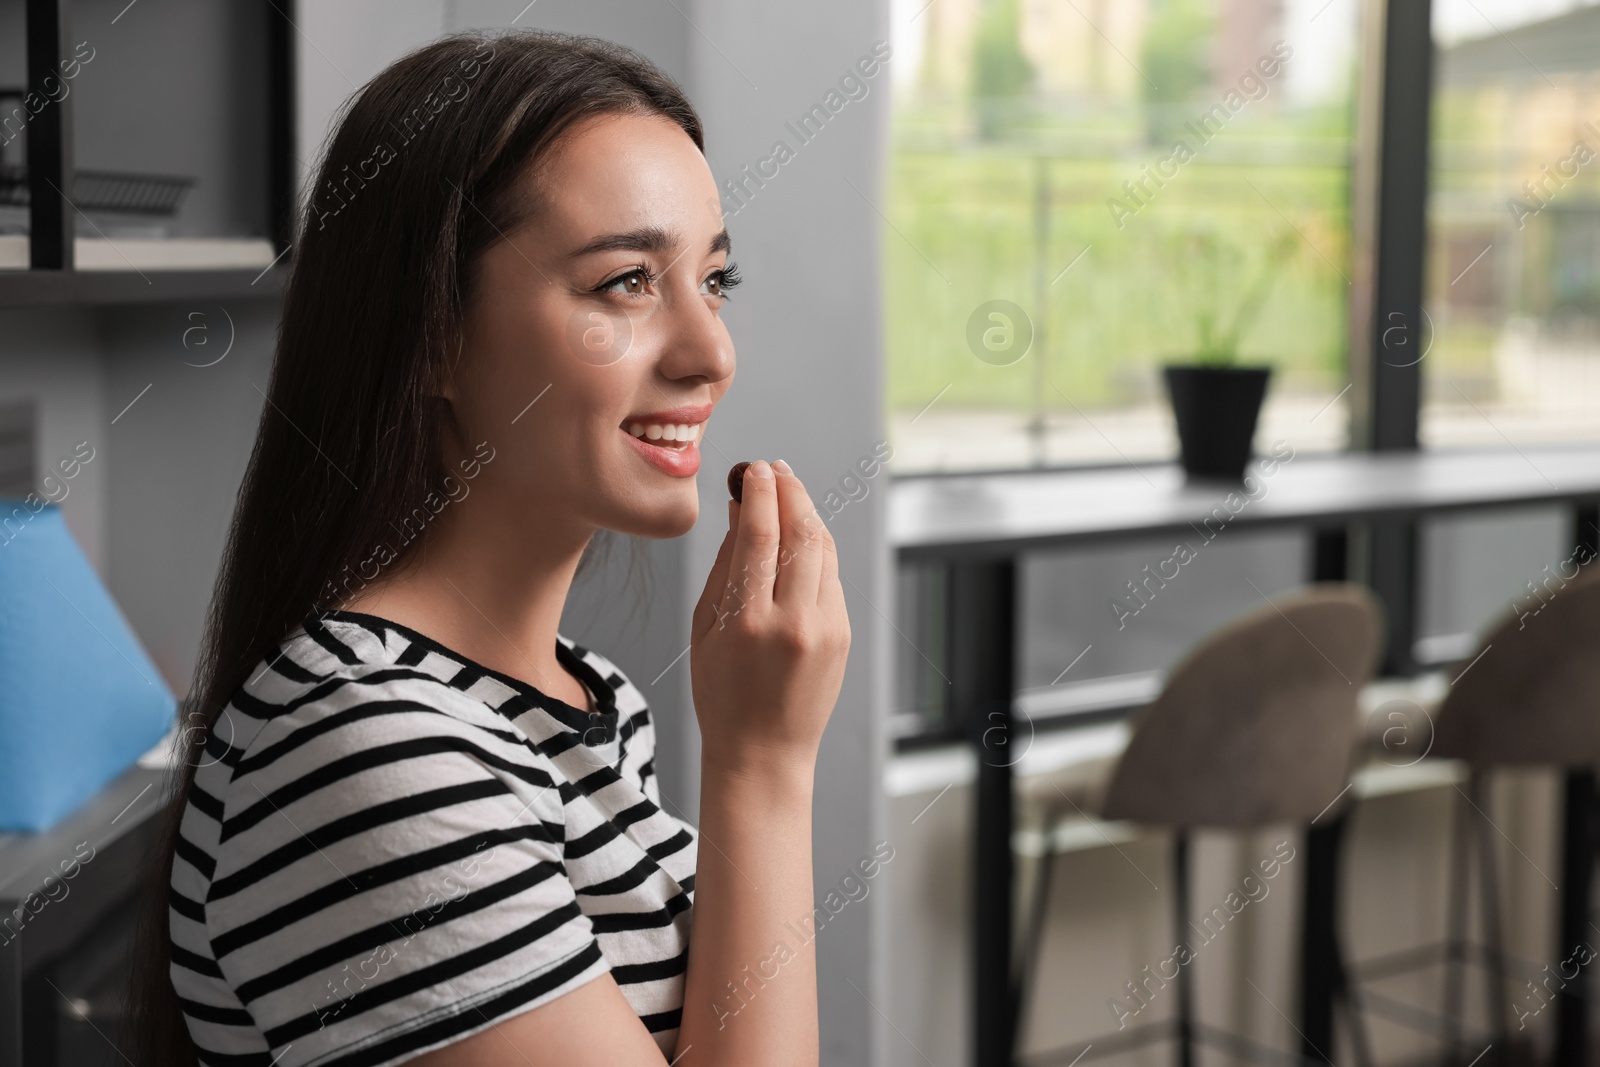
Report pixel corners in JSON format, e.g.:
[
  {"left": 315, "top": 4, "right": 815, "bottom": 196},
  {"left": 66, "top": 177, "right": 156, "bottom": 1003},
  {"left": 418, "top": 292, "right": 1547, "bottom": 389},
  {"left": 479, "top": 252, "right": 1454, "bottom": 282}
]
[{"left": 622, "top": 421, "right": 703, "bottom": 450}]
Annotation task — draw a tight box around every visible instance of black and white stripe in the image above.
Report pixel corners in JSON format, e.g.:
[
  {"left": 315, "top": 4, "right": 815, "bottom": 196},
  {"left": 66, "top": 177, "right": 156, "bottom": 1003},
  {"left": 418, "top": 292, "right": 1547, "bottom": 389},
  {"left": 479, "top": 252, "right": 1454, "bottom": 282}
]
[{"left": 171, "top": 610, "right": 696, "bottom": 1067}]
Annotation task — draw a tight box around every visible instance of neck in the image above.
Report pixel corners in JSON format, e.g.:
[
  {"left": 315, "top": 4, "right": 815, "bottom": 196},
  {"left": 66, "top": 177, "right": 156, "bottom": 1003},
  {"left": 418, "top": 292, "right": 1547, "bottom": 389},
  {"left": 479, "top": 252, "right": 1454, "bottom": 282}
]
[{"left": 338, "top": 490, "right": 594, "bottom": 700}]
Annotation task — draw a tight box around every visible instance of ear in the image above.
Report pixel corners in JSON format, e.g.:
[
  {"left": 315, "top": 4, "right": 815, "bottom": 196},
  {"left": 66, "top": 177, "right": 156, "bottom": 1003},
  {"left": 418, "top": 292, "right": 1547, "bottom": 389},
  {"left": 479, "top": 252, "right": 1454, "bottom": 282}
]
[
  {"left": 439, "top": 332, "right": 468, "bottom": 404},
  {"left": 430, "top": 393, "right": 462, "bottom": 443}
]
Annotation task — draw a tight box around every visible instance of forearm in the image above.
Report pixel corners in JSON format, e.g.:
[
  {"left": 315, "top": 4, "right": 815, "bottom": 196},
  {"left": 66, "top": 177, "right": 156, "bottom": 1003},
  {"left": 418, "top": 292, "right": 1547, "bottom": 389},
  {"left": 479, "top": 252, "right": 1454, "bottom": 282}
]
[{"left": 674, "top": 756, "right": 818, "bottom": 1067}]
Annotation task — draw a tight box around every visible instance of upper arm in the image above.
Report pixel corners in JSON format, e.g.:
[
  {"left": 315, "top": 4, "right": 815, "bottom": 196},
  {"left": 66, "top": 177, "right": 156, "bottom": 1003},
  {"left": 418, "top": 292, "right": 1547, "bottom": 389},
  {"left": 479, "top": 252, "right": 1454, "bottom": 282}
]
[
  {"left": 404, "top": 971, "right": 671, "bottom": 1067},
  {"left": 206, "top": 690, "right": 660, "bottom": 1066}
]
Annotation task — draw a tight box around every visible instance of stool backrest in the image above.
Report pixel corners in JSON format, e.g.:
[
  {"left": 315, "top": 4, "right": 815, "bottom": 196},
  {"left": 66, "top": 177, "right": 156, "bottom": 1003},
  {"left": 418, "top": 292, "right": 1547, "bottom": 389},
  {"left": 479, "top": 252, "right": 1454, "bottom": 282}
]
[
  {"left": 1099, "top": 584, "right": 1384, "bottom": 829},
  {"left": 1432, "top": 563, "right": 1600, "bottom": 766}
]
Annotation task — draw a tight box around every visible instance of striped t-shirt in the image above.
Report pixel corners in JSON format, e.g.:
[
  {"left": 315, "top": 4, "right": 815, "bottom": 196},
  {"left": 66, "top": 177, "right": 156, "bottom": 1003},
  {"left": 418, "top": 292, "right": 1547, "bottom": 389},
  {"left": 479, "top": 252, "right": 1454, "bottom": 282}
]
[{"left": 169, "top": 609, "right": 697, "bottom": 1067}]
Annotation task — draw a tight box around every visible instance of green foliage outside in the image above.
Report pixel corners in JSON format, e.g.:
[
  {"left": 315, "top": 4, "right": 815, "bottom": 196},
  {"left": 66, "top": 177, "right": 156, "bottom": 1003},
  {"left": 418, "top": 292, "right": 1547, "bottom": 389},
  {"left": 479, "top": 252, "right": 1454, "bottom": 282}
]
[
  {"left": 1174, "top": 220, "right": 1302, "bottom": 365},
  {"left": 970, "top": 0, "right": 1035, "bottom": 140},
  {"left": 885, "top": 97, "right": 1355, "bottom": 413},
  {"left": 1139, "top": 0, "right": 1214, "bottom": 146}
]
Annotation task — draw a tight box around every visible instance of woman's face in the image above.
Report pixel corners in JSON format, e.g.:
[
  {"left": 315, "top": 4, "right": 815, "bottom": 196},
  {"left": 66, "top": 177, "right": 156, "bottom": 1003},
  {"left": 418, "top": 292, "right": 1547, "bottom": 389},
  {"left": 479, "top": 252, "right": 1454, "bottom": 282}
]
[{"left": 449, "top": 111, "right": 735, "bottom": 542}]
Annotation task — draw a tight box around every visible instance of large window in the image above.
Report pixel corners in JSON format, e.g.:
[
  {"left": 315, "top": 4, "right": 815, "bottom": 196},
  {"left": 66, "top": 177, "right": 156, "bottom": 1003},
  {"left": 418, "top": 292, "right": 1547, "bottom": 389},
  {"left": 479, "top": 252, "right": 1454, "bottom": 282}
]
[
  {"left": 885, "top": 0, "right": 1362, "bottom": 474},
  {"left": 1423, "top": 0, "right": 1600, "bottom": 446}
]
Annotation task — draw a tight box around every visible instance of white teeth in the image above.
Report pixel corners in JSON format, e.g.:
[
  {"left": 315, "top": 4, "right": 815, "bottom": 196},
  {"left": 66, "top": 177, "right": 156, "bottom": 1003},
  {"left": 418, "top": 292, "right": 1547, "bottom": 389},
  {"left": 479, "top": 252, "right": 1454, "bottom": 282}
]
[{"left": 627, "top": 422, "right": 702, "bottom": 445}]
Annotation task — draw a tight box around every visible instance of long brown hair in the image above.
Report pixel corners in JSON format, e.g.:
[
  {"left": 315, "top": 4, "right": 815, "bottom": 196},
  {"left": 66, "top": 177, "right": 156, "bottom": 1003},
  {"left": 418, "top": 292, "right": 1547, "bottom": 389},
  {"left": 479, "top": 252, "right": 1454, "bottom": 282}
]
[{"left": 128, "top": 30, "right": 702, "bottom": 1064}]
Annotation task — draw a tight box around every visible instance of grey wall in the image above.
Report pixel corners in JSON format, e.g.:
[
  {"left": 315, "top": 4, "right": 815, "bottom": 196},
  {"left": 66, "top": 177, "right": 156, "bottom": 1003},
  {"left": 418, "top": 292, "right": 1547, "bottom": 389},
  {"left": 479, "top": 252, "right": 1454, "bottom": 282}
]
[
  {"left": 295, "top": 1, "right": 453, "bottom": 197},
  {"left": 101, "top": 301, "right": 281, "bottom": 690},
  {"left": 0, "top": 298, "right": 282, "bottom": 697},
  {"left": 485, "top": 4, "right": 892, "bottom": 1060},
  {"left": 0, "top": 309, "right": 108, "bottom": 570},
  {"left": 679, "top": 6, "right": 892, "bottom": 1064},
  {"left": 293, "top": 5, "right": 893, "bottom": 1064},
  {"left": 450, "top": 0, "right": 692, "bottom": 81}
]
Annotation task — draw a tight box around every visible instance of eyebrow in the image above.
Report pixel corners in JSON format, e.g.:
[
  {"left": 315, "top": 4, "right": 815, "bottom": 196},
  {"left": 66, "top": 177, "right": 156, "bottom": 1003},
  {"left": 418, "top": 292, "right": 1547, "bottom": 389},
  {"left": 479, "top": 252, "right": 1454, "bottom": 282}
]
[{"left": 569, "top": 226, "right": 732, "bottom": 259}]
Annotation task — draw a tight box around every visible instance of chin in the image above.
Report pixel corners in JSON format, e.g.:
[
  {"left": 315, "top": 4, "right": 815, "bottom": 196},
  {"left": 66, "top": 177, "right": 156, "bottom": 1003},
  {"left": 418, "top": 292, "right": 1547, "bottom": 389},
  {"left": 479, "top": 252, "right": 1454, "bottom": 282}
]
[{"left": 614, "top": 496, "right": 698, "bottom": 540}]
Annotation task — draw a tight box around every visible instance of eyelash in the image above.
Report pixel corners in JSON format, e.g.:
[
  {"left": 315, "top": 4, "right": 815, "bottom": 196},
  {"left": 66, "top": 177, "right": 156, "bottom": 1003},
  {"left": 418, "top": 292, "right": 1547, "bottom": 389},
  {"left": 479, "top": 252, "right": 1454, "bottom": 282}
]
[{"left": 594, "top": 262, "right": 743, "bottom": 298}]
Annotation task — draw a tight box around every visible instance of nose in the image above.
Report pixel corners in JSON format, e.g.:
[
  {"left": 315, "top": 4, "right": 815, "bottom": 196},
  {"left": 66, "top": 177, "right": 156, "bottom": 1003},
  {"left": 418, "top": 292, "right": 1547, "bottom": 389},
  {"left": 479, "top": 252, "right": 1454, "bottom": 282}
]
[{"left": 658, "top": 287, "right": 735, "bottom": 386}]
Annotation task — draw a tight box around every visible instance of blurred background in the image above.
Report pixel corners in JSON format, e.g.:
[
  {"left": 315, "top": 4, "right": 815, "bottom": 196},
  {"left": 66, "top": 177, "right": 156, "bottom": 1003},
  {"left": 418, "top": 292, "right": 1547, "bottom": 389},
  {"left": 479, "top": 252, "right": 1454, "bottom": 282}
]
[
  {"left": 3, "top": 1, "right": 1600, "bottom": 1066},
  {"left": 886, "top": 0, "right": 1600, "bottom": 471}
]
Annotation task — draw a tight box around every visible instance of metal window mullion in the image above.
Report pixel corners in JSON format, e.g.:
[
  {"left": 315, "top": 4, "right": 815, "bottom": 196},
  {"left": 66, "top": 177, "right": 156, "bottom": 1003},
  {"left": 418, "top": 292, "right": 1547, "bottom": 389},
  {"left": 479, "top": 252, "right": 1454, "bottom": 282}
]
[
  {"left": 266, "top": 0, "right": 295, "bottom": 253},
  {"left": 25, "top": 0, "right": 73, "bottom": 271},
  {"left": 1370, "top": 0, "right": 1434, "bottom": 452}
]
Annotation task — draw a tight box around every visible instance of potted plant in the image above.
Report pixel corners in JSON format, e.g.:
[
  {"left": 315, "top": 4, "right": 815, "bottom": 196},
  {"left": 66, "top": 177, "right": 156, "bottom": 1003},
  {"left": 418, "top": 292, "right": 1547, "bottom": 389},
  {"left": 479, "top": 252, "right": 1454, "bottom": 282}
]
[{"left": 1162, "top": 222, "right": 1298, "bottom": 482}]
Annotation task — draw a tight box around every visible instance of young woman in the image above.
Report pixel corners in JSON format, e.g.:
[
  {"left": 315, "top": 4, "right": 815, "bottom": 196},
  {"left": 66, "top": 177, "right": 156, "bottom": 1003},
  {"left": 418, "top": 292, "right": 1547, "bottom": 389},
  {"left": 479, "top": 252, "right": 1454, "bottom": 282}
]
[{"left": 131, "top": 30, "right": 850, "bottom": 1067}]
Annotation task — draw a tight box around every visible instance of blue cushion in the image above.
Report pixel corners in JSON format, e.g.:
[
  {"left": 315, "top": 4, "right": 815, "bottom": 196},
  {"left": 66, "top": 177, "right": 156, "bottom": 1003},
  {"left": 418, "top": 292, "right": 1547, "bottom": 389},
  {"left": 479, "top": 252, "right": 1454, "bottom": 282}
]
[{"left": 0, "top": 498, "right": 176, "bottom": 832}]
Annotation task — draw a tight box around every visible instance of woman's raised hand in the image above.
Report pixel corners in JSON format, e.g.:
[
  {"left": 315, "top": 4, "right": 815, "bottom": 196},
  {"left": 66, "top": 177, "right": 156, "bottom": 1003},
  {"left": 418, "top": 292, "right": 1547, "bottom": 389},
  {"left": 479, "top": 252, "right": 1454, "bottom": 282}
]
[{"left": 690, "top": 459, "right": 850, "bottom": 776}]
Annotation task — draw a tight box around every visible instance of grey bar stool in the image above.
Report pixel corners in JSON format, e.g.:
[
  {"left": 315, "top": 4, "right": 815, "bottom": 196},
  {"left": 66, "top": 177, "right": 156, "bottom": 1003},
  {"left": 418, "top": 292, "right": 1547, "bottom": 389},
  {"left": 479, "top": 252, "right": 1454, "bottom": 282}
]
[
  {"left": 1403, "top": 565, "right": 1600, "bottom": 1066},
  {"left": 1015, "top": 583, "right": 1384, "bottom": 1067}
]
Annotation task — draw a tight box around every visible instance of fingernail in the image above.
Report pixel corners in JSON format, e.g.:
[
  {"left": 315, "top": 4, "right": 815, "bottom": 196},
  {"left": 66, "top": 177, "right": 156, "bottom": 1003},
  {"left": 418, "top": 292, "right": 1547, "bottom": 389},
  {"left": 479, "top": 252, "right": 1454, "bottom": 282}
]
[
  {"left": 750, "top": 460, "right": 772, "bottom": 479},
  {"left": 772, "top": 458, "right": 793, "bottom": 475}
]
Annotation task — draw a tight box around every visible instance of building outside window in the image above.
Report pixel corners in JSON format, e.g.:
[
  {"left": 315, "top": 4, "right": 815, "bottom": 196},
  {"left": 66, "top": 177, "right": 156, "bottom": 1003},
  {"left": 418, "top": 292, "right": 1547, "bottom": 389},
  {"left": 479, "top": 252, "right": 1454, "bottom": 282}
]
[{"left": 1424, "top": 0, "right": 1600, "bottom": 447}]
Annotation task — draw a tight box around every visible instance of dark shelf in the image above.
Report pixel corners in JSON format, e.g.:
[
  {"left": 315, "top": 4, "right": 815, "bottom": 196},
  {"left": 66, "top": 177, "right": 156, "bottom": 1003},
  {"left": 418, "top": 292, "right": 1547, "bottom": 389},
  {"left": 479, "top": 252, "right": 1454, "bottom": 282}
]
[
  {"left": 5, "top": 0, "right": 294, "bottom": 276},
  {"left": 0, "top": 267, "right": 286, "bottom": 307}
]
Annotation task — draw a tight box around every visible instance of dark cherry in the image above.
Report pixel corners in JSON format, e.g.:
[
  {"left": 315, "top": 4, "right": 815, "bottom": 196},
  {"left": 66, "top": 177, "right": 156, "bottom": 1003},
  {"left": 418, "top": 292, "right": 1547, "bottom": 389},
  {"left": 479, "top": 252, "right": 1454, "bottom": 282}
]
[{"left": 727, "top": 461, "right": 752, "bottom": 502}]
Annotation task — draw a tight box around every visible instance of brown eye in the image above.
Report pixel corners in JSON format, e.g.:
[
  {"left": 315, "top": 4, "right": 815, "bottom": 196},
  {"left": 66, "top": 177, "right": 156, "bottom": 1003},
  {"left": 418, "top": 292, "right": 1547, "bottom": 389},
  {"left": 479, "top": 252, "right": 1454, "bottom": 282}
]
[
  {"left": 599, "top": 269, "right": 650, "bottom": 295},
  {"left": 703, "top": 263, "right": 741, "bottom": 299}
]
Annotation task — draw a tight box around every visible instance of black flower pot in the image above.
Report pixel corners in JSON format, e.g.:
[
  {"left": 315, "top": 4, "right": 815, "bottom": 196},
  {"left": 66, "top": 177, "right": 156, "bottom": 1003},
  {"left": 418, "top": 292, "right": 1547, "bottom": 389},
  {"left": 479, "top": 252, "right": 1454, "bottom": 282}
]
[{"left": 1162, "top": 364, "right": 1272, "bottom": 483}]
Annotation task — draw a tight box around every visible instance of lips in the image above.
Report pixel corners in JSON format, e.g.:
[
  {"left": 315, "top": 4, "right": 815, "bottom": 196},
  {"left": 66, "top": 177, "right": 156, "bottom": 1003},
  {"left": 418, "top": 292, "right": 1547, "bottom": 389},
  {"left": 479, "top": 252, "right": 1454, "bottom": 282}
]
[{"left": 618, "top": 403, "right": 711, "bottom": 478}]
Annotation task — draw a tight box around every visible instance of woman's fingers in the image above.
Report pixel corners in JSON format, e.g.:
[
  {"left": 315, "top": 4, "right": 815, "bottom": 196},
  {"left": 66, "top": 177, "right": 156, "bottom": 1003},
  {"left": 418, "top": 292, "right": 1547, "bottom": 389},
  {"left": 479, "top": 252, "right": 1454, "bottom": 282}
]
[
  {"left": 706, "top": 459, "right": 838, "bottom": 624},
  {"left": 772, "top": 462, "right": 825, "bottom": 608},
  {"left": 816, "top": 516, "right": 841, "bottom": 608},
  {"left": 723, "top": 460, "right": 781, "bottom": 621},
  {"left": 694, "top": 500, "right": 739, "bottom": 637}
]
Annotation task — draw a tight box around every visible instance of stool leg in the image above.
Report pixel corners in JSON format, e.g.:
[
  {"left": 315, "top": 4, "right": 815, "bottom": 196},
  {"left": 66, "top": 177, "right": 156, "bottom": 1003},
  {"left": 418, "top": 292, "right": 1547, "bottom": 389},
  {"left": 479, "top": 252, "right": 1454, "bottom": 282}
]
[
  {"left": 1328, "top": 840, "right": 1377, "bottom": 1067},
  {"left": 1469, "top": 770, "right": 1513, "bottom": 1060},
  {"left": 1300, "top": 817, "right": 1342, "bottom": 1063},
  {"left": 1013, "top": 834, "right": 1059, "bottom": 1049},
  {"left": 1443, "top": 775, "right": 1474, "bottom": 1062},
  {"left": 1173, "top": 830, "right": 1193, "bottom": 1067},
  {"left": 1333, "top": 958, "right": 1377, "bottom": 1067},
  {"left": 1556, "top": 770, "right": 1595, "bottom": 1067}
]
